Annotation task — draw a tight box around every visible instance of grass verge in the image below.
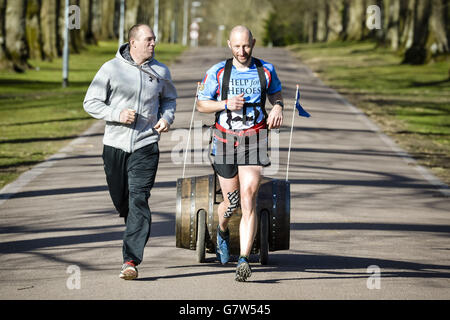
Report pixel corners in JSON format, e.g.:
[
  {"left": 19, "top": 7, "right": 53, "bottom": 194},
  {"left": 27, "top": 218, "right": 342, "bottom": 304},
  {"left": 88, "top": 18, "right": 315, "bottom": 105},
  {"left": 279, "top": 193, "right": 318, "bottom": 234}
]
[
  {"left": 0, "top": 41, "right": 185, "bottom": 189},
  {"left": 289, "top": 41, "right": 450, "bottom": 186}
]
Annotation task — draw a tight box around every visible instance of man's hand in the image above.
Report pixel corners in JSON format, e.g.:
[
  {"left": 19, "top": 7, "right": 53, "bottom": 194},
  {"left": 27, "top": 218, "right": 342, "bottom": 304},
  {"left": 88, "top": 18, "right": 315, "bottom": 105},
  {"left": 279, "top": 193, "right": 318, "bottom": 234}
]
[
  {"left": 266, "top": 104, "right": 283, "bottom": 129},
  {"left": 226, "top": 93, "right": 245, "bottom": 111},
  {"left": 119, "top": 108, "right": 136, "bottom": 125},
  {"left": 154, "top": 118, "right": 170, "bottom": 134}
]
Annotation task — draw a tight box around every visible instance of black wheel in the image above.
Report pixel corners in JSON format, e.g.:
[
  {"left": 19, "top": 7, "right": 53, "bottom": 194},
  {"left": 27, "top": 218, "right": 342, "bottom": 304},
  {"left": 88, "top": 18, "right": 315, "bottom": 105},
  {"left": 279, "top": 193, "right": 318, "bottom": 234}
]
[
  {"left": 259, "top": 210, "right": 269, "bottom": 265},
  {"left": 196, "top": 209, "right": 206, "bottom": 263}
]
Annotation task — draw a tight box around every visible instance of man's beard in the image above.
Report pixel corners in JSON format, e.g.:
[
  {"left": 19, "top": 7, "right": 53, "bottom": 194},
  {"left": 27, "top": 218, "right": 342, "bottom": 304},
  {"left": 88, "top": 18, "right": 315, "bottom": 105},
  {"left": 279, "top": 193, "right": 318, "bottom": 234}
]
[{"left": 233, "top": 50, "right": 253, "bottom": 65}]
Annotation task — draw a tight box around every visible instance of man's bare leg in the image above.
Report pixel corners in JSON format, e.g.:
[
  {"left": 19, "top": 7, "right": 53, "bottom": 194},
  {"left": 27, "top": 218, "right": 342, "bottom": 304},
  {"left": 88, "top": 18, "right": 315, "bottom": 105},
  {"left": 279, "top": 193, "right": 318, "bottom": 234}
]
[
  {"left": 216, "top": 174, "right": 240, "bottom": 264},
  {"left": 238, "top": 165, "right": 262, "bottom": 257},
  {"left": 217, "top": 175, "right": 240, "bottom": 232},
  {"left": 234, "top": 165, "right": 262, "bottom": 281}
]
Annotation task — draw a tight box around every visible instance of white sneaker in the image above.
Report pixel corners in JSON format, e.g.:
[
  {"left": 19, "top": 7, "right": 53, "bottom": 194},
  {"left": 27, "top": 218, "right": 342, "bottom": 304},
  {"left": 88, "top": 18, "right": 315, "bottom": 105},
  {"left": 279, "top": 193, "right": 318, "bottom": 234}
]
[{"left": 119, "top": 262, "right": 138, "bottom": 280}]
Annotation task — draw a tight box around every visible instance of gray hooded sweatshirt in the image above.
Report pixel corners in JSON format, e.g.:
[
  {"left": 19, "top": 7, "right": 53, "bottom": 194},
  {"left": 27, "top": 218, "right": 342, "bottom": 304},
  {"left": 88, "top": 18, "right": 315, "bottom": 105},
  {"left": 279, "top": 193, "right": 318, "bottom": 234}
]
[{"left": 83, "top": 43, "right": 177, "bottom": 153}]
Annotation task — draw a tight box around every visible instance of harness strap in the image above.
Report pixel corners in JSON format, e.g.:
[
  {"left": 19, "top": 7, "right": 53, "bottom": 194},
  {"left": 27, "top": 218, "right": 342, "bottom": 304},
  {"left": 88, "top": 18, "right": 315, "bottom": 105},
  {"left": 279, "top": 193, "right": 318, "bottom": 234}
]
[
  {"left": 216, "top": 58, "right": 233, "bottom": 124},
  {"left": 215, "top": 120, "right": 267, "bottom": 136},
  {"left": 215, "top": 57, "right": 268, "bottom": 126},
  {"left": 213, "top": 121, "right": 267, "bottom": 147},
  {"left": 254, "top": 58, "right": 267, "bottom": 120},
  {"left": 243, "top": 102, "right": 260, "bottom": 107}
]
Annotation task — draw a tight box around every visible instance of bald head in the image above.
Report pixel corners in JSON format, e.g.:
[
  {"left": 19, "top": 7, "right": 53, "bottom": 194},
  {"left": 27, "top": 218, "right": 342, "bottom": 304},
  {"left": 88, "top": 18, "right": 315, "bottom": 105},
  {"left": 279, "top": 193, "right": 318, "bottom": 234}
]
[
  {"left": 229, "top": 25, "right": 253, "bottom": 42},
  {"left": 227, "top": 25, "right": 255, "bottom": 68}
]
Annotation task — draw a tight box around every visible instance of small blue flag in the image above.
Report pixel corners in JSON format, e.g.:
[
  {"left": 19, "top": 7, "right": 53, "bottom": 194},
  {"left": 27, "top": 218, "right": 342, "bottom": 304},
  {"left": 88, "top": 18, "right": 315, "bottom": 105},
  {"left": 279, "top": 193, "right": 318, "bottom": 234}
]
[{"left": 295, "top": 85, "right": 311, "bottom": 118}]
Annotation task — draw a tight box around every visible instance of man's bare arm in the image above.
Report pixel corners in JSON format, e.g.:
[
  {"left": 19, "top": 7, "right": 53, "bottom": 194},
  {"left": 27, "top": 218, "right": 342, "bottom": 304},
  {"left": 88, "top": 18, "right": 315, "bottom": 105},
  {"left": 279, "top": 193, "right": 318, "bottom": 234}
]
[
  {"left": 197, "top": 93, "right": 245, "bottom": 113},
  {"left": 266, "top": 91, "right": 284, "bottom": 129},
  {"left": 268, "top": 91, "right": 283, "bottom": 107}
]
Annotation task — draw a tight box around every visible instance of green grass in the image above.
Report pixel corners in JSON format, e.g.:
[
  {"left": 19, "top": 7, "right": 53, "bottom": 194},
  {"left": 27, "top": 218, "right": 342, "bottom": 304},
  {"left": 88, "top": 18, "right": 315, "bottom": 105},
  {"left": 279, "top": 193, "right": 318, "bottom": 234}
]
[
  {"left": 289, "top": 41, "right": 450, "bottom": 185},
  {"left": 0, "top": 41, "right": 186, "bottom": 189}
]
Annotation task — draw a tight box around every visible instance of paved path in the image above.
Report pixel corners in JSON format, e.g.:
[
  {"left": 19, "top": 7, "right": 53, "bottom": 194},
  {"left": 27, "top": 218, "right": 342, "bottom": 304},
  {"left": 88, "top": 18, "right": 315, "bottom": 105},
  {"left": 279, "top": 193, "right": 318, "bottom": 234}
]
[{"left": 0, "top": 47, "right": 449, "bottom": 300}]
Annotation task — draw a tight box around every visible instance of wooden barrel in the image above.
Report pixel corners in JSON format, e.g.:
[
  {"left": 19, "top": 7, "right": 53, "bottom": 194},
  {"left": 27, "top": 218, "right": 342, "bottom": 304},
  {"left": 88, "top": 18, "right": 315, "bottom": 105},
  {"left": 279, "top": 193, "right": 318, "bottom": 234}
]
[
  {"left": 257, "top": 177, "right": 290, "bottom": 251},
  {"left": 175, "top": 175, "right": 214, "bottom": 251},
  {"left": 175, "top": 174, "right": 290, "bottom": 255}
]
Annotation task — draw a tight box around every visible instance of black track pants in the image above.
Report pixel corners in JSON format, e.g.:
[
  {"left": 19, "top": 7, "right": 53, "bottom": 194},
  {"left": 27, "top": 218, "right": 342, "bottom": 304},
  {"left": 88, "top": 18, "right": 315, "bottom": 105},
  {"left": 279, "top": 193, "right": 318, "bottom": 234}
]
[{"left": 102, "top": 143, "right": 159, "bottom": 265}]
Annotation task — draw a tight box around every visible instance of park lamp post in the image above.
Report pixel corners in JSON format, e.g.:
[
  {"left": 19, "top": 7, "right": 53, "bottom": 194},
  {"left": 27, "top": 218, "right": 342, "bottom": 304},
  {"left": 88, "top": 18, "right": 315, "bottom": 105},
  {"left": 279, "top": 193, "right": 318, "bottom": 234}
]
[
  {"left": 62, "top": 0, "right": 69, "bottom": 88},
  {"left": 191, "top": 1, "right": 202, "bottom": 20},
  {"left": 190, "top": 1, "right": 202, "bottom": 47},
  {"left": 191, "top": 1, "right": 201, "bottom": 11},
  {"left": 217, "top": 25, "right": 225, "bottom": 47},
  {"left": 183, "top": 0, "right": 202, "bottom": 46},
  {"left": 182, "top": 0, "right": 189, "bottom": 46}
]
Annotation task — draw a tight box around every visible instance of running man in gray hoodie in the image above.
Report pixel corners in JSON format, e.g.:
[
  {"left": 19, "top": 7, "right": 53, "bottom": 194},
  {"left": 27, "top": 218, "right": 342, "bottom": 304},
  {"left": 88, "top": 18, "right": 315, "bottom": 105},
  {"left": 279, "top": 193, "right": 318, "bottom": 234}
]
[{"left": 83, "top": 24, "right": 177, "bottom": 280}]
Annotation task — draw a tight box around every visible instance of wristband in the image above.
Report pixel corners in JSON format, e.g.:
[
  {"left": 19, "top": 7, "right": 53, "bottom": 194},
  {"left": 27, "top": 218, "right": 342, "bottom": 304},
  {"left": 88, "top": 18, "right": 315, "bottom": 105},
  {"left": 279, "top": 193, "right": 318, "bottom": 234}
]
[
  {"left": 224, "top": 100, "right": 228, "bottom": 110},
  {"left": 274, "top": 100, "right": 284, "bottom": 109}
]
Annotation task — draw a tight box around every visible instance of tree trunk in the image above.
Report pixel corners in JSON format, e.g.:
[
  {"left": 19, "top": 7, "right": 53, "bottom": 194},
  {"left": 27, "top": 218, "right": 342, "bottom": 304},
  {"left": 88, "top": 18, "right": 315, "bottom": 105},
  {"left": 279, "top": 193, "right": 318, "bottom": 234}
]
[
  {"left": 55, "top": 0, "right": 64, "bottom": 57},
  {"left": 124, "top": 0, "right": 140, "bottom": 36},
  {"left": 316, "top": 0, "right": 328, "bottom": 42},
  {"left": 100, "top": 0, "right": 115, "bottom": 39},
  {"left": 5, "top": 0, "right": 30, "bottom": 71},
  {"left": 161, "top": 0, "right": 172, "bottom": 43},
  {"left": 428, "top": 0, "right": 449, "bottom": 55},
  {"left": 113, "top": 0, "right": 120, "bottom": 38},
  {"left": 80, "top": 0, "right": 97, "bottom": 44},
  {"left": 90, "top": 0, "right": 102, "bottom": 42},
  {"left": 402, "top": 0, "right": 432, "bottom": 64},
  {"left": 385, "top": 0, "right": 401, "bottom": 50},
  {"left": 168, "top": 0, "right": 176, "bottom": 43},
  {"left": 400, "top": 0, "right": 416, "bottom": 51},
  {"left": 308, "top": 4, "right": 318, "bottom": 43},
  {"left": 346, "top": 0, "right": 366, "bottom": 40},
  {"left": 69, "top": 0, "right": 85, "bottom": 53},
  {"left": 137, "top": 0, "right": 152, "bottom": 26},
  {"left": 302, "top": 9, "right": 311, "bottom": 43},
  {"left": 372, "top": 0, "right": 386, "bottom": 42},
  {"left": 40, "top": 0, "right": 58, "bottom": 60},
  {"left": 447, "top": 0, "right": 450, "bottom": 47},
  {"left": 327, "top": 0, "right": 346, "bottom": 41},
  {"left": 0, "top": 0, "right": 13, "bottom": 70},
  {"left": 26, "top": 0, "right": 45, "bottom": 60}
]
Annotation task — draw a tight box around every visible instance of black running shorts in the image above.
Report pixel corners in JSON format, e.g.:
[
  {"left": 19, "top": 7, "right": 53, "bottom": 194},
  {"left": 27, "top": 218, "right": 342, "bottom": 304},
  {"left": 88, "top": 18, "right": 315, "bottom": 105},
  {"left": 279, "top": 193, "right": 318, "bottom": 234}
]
[{"left": 211, "top": 130, "right": 271, "bottom": 179}]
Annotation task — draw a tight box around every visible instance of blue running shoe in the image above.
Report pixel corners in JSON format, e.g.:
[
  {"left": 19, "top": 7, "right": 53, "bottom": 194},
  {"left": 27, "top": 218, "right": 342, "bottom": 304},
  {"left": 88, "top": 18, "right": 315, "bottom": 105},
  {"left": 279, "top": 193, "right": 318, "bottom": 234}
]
[
  {"left": 235, "top": 256, "right": 252, "bottom": 282},
  {"left": 216, "top": 226, "right": 230, "bottom": 264}
]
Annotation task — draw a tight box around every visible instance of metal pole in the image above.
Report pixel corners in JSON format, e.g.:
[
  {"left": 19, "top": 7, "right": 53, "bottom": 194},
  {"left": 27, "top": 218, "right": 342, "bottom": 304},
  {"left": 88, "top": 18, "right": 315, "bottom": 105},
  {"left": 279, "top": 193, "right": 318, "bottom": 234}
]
[
  {"left": 154, "top": 0, "right": 159, "bottom": 41},
  {"left": 182, "top": 0, "right": 188, "bottom": 46},
  {"left": 170, "top": 0, "right": 177, "bottom": 43},
  {"left": 286, "top": 85, "right": 299, "bottom": 182},
  {"left": 118, "top": 0, "right": 125, "bottom": 46},
  {"left": 182, "top": 82, "right": 200, "bottom": 179},
  {"left": 171, "top": 19, "right": 176, "bottom": 44},
  {"left": 217, "top": 25, "right": 225, "bottom": 47},
  {"left": 62, "top": 0, "right": 69, "bottom": 88}
]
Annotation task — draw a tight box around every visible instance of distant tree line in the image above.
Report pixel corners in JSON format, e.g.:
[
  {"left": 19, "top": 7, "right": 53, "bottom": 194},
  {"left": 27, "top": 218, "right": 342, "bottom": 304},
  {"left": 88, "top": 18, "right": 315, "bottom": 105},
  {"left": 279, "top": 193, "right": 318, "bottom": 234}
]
[
  {"left": 263, "top": 0, "right": 449, "bottom": 64},
  {"left": 198, "top": 0, "right": 272, "bottom": 47},
  {"left": 0, "top": 0, "right": 185, "bottom": 72},
  {"left": 1, "top": 0, "right": 447, "bottom": 71}
]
